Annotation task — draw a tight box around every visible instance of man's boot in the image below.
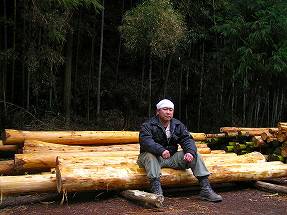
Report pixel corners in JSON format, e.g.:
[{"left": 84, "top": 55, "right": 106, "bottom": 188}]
[
  {"left": 149, "top": 178, "right": 163, "bottom": 196},
  {"left": 198, "top": 176, "right": 222, "bottom": 202}
]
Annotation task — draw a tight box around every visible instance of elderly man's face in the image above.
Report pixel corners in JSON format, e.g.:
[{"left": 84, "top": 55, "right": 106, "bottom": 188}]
[{"left": 157, "top": 107, "right": 174, "bottom": 122}]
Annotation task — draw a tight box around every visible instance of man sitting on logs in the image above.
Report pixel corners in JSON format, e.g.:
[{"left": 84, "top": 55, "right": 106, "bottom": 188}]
[{"left": 138, "top": 99, "right": 222, "bottom": 202}]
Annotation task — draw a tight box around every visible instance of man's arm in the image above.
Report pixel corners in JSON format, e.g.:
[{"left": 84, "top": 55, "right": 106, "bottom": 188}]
[{"left": 139, "top": 123, "right": 166, "bottom": 156}]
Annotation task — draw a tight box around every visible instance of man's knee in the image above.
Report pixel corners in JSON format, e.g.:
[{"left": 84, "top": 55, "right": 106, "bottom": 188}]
[{"left": 138, "top": 152, "right": 160, "bottom": 167}]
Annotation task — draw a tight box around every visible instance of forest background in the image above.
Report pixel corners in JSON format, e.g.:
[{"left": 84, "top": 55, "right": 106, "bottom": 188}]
[{"left": 0, "top": 0, "right": 286, "bottom": 133}]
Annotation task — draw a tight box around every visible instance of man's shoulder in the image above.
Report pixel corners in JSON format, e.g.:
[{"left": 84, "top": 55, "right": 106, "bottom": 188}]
[
  {"left": 141, "top": 116, "right": 158, "bottom": 127},
  {"left": 172, "top": 118, "right": 183, "bottom": 125}
]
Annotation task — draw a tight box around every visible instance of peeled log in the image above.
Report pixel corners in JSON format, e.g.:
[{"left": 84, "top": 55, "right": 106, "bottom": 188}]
[
  {"left": 23, "top": 140, "right": 140, "bottom": 153},
  {"left": 14, "top": 149, "right": 221, "bottom": 172},
  {"left": 0, "top": 160, "right": 15, "bottom": 175},
  {"left": 56, "top": 161, "right": 287, "bottom": 193},
  {"left": 56, "top": 152, "right": 265, "bottom": 168},
  {"left": 0, "top": 173, "right": 56, "bottom": 195},
  {"left": 2, "top": 129, "right": 207, "bottom": 145},
  {"left": 2, "top": 129, "right": 139, "bottom": 145},
  {"left": 206, "top": 133, "right": 226, "bottom": 138},
  {"left": 220, "top": 127, "right": 275, "bottom": 133},
  {"left": 23, "top": 140, "right": 209, "bottom": 154},
  {"left": 0, "top": 145, "right": 18, "bottom": 152},
  {"left": 14, "top": 151, "right": 139, "bottom": 172}
]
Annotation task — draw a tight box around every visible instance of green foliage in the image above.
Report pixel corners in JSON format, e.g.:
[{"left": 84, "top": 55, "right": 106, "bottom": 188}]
[
  {"left": 213, "top": 0, "right": 287, "bottom": 76},
  {"left": 120, "top": 0, "right": 186, "bottom": 58},
  {"left": 54, "top": 0, "right": 102, "bottom": 11}
]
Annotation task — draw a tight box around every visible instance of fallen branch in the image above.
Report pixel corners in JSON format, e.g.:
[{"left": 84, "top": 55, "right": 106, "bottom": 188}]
[
  {"left": 120, "top": 190, "right": 164, "bottom": 208},
  {"left": 254, "top": 181, "right": 287, "bottom": 194}
]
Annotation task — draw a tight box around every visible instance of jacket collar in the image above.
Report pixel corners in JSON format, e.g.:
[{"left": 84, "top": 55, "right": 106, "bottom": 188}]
[{"left": 150, "top": 115, "right": 180, "bottom": 131}]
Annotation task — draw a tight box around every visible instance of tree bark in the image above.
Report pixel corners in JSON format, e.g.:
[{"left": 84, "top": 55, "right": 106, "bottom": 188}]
[
  {"left": 255, "top": 181, "right": 287, "bottom": 194},
  {"left": 97, "top": 0, "right": 105, "bottom": 117},
  {"left": 2, "top": 129, "right": 139, "bottom": 145},
  {"left": 15, "top": 147, "right": 215, "bottom": 171},
  {"left": 2, "top": 129, "right": 210, "bottom": 145},
  {"left": 56, "top": 161, "right": 287, "bottom": 193},
  {"left": 0, "top": 174, "right": 56, "bottom": 195},
  {"left": 120, "top": 190, "right": 164, "bottom": 208},
  {"left": 0, "top": 160, "right": 15, "bottom": 175}
]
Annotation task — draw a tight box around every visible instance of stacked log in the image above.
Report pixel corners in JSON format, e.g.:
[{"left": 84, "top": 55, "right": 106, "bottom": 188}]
[
  {"left": 1, "top": 129, "right": 207, "bottom": 145},
  {"left": 56, "top": 159, "right": 287, "bottom": 193},
  {"left": 1, "top": 128, "right": 287, "bottom": 198}
]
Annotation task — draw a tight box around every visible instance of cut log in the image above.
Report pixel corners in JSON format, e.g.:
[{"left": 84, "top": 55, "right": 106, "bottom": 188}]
[
  {"left": 252, "top": 136, "right": 265, "bottom": 147},
  {"left": 277, "top": 131, "right": 287, "bottom": 142},
  {"left": 56, "top": 152, "right": 266, "bottom": 167},
  {"left": 261, "top": 132, "right": 273, "bottom": 141},
  {"left": 14, "top": 151, "right": 139, "bottom": 172},
  {"left": 2, "top": 129, "right": 208, "bottom": 145},
  {"left": 2, "top": 129, "right": 139, "bottom": 145},
  {"left": 278, "top": 123, "right": 287, "bottom": 133},
  {"left": 120, "top": 190, "right": 164, "bottom": 208},
  {"left": 254, "top": 181, "right": 287, "bottom": 194},
  {"left": 190, "top": 133, "right": 207, "bottom": 141},
  {"left": 14, "top": 150, "right": 230, "bottom": 172},
  {"left": 0, "top": 145, "right": 18, "bottom": 152},
  {"left": 206, "top": 133, "right": 226, "bottom": 139},
  {"left": 0, "top": 160, "right": 15, "bottom": 175},
  {"left": 23, "top": 140, "right": 209, "bottom": 154},
  {"left": 56, "top": 161, "right": 287, "bottom": 193},
  {"left": 281, "top": 142, "right": 287, "bottom": 157},
  {"left": 23, "top": 140, "right": 140, "bottom": 153},
  {"left": 0, "top": 173, "right": 56, "bottom": 195},
  {"left": 220, "top": 127, "right": 275, "bottom": 133}
]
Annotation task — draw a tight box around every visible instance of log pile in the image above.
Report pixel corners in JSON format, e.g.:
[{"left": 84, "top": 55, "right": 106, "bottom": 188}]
[
  {"left": 208, "top": 122, "right": 287, "bottom": 163},
  {"left": 0, "top": 128, "right": 287, "bottom": 203}
]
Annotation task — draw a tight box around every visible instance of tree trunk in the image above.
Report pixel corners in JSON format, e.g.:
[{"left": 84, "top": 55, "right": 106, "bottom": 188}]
[
  {"left": 15, "top": 147, "right": 215, "bottom": 172},
  {"left": 2, "top": 0, "right": 8, "bottom": 118},
  {"left": 87, "top": 36, "right": 95, "bottom": 122},
  {"left": 56, "top": 160, "right": 287, "bottom": 193},
  {"left": 148, "top": 54, "right": 152, "bottom": 118},
  {"left": 178, "top": 65, "right": 183, "bottom": 119},
  {"left": 2, "top": 129, "right": 209, "bottom": 145},
  {"left": 0, "top": 174, "right": 56, "bottom": 195},
  {"left": 0, "top": 160, "right": 15, "bottom": 175},
  {"left": 23, "top": 140, "right": 140, "bottom": 153},
  {"left": 163, "top": 55, "right": 172, "bottom": 97},
  {"left": 2, "top": 129, "right": 139, "bottom": 145},
  {"left": 97, "top": 0, "right": 105, "bottom": 117},
  {"left": 64, "top": 31, "right": 73, "bottom": 126},
  {"left": 0, "top": 144, "right": 18, "bottom": 152},
  {"left": 11, "top": 0, "right": 17, "bottom": 102}
]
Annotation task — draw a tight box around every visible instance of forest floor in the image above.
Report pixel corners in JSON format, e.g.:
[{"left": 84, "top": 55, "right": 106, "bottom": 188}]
[{"left": 1, "top": 182, "right": 287, "bottom": 215}]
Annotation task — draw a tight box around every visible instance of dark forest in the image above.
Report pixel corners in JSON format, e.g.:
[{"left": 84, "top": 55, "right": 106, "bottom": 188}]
[{"left": 0, "top": 0, "right": 287, "bottom": 133}]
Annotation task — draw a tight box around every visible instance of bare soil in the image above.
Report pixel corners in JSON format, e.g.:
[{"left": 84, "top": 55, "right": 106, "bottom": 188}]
[{"left": 1, "top": 183, "right": 287, "bottom": 215}]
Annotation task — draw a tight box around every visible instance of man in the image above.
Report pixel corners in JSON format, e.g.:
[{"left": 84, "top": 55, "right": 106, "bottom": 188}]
[{"left": 137, "top": 99, "right": 222, "bottom": 202}]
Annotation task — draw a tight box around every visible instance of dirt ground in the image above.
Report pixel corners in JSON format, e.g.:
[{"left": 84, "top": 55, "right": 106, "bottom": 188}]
[{"left": 1, "top": 182, "right": 287, "bottom": 215}]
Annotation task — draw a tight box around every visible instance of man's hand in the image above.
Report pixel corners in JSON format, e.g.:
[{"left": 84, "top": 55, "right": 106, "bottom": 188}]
[
  {"left": 184, "top": 153, "right": 194, "bottom": 163},
  {"left": 162, "top": 150, "right": 170, "bottom": 159}
]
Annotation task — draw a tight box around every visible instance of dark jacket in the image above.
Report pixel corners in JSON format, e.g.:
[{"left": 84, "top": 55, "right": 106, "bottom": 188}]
[{"left": 139, "top": 116, "right": 197, "bottom": 158}]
